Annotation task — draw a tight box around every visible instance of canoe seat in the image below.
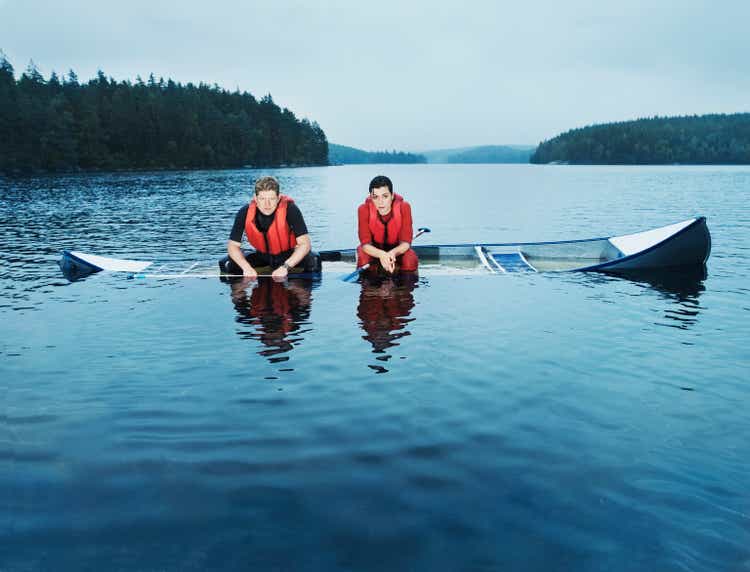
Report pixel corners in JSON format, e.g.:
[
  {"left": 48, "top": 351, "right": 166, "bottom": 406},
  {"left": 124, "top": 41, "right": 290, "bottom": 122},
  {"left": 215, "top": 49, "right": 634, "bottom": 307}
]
[{"left": 491, "top": 252, "right": 536, "bottom": 273}]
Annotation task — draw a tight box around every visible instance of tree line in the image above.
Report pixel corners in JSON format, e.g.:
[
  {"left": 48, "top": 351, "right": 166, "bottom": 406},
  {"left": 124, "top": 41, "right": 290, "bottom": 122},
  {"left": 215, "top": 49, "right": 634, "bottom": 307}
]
[
  {"left": 0, "top": 54, "right": 329, "bottom": 175},
  {"left": 531, "top": 113, "right": 750, "bottom": 165}
]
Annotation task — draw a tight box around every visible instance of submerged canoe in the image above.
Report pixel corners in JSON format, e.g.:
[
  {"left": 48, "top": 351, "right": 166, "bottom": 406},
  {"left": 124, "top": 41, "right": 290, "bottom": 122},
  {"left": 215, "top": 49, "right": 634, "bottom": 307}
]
[
  {"left": 59, "top": 217, "right": 710, "bottom": 280},
  {"left": 321, "top": 217, "right": 711, "bottom": 273}
]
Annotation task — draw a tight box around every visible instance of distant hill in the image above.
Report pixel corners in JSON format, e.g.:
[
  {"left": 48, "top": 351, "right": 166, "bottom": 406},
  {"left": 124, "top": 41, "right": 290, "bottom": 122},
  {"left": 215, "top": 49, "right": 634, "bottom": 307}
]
[
  {"left": 421, "top": 145, "right": 535, "bottom": 164},
  {"left": 531, "top": 113, "right": 750, "bottom": 165},
  {"left": 329, "top": 143, "right": 426, "bottom": 165}
]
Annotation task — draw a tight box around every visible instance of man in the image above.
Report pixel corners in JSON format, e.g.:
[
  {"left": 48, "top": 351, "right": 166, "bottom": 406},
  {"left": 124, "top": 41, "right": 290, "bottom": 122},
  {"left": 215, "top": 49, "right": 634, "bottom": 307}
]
[
  {"left": 357, "top": 175, "right": 418, "bottom": 273},
  {"left": 223, "top": 176, "right": 320, "bottom": 279}
]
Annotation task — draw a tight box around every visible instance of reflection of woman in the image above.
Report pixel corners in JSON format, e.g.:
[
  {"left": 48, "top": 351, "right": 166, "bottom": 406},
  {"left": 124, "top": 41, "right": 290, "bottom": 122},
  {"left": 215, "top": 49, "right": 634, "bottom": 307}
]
[
  {"left": 357, "top": 274, "right": 417, "bottom": 357},
  {"left": 229, "top": 278, "right": 313, "bottom": 358}
]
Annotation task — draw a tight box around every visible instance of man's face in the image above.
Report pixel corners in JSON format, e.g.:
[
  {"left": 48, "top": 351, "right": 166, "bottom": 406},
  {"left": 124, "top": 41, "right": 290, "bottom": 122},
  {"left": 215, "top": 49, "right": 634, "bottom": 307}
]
[
  {"left": 370, "top": 186, "right": 393, "bottom": 216},
  {"left": 256, "top": 190, "right": 280, "bottom": 216}
]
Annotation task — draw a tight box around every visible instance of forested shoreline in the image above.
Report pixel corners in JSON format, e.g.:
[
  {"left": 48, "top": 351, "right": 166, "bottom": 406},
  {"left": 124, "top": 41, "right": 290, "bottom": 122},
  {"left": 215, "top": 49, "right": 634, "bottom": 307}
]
[
  {"left": 0, "top": 55, "right": 328, "bottom": 175},
  {"left": 4, "top": 52, "right": 748, "bottom": 175},
  {"left": 531, "top": 114, "right": 750, "bottom": 165}
]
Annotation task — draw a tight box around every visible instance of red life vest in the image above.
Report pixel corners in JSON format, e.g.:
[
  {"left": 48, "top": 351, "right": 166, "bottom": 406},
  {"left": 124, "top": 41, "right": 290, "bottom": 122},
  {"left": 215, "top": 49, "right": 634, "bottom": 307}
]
[
  {"left": 365, "top": 193, "right": 405, "bottom": 249},
  {"left": 244, "top": 195, "right": 296, "bottom": 254}
]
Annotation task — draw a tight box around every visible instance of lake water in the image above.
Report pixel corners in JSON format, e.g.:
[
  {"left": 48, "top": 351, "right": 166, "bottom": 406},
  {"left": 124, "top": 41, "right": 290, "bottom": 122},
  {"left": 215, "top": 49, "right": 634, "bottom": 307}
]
[{"left": 1, "top": 165, "right": 749, "bottom": 571}]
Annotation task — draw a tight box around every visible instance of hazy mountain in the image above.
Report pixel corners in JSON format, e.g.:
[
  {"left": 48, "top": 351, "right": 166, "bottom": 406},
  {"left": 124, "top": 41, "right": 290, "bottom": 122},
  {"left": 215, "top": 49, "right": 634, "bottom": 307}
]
[
  {"left": 421, "top": 145, "right": 536, "bottom": 164},
  {"left": 329, "top": 144, "right": 426, "bottom": 165},
  {"left": 330, "top": 143, "right": 535, "bottom": 165}
]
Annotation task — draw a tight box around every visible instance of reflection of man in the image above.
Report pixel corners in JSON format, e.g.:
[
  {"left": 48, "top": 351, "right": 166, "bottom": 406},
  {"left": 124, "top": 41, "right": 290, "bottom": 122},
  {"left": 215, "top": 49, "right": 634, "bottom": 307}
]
[
  {"left": 224, "top": 176, "right": 321, "bottom": 279},
  {"left": 357, "top": 175, "right": 418, "bottom": 274},
  {"left": 230, "top": 278, "right": 313, "bottom": 358},
  {"left": 357, "top": 274, "right": 417, "bottom": 359}
]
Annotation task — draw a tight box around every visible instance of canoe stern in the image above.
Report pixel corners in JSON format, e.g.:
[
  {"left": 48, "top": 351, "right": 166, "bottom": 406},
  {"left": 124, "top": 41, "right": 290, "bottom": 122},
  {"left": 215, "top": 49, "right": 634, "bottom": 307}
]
[{"left": 590, "top": 217, "right": 711, "bottom": 272}]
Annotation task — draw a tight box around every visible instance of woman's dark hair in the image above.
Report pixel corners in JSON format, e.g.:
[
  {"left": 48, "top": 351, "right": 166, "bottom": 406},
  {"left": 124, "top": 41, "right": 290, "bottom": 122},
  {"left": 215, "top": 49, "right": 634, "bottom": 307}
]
[{"left": 369, "top": 175, "right": 393, "bottom": 194}]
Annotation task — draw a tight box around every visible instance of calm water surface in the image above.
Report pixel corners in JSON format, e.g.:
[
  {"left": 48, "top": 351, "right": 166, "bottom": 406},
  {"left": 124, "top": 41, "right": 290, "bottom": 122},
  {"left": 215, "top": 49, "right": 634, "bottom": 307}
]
[{"left": 1, "top": 165, "right": 748, "bottom": 571}]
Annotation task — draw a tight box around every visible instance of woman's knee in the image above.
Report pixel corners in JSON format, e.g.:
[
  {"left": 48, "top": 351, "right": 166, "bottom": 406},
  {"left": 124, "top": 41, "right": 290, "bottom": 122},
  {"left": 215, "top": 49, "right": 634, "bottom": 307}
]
[{"left": 400, "top": 249, "right": 419, "bottom": 271}]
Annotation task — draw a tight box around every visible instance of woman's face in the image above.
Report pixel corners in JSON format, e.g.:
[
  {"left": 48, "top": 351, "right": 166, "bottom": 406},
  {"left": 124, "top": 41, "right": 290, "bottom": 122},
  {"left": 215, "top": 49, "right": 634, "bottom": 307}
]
[{"left": 370, "top": 186, "right": 393, "bottom": 216}]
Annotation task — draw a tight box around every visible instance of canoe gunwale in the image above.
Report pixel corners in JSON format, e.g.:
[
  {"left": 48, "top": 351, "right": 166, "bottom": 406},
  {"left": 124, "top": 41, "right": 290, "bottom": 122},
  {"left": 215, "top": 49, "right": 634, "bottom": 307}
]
[{"left": 61, "top": 217, "right": 710, "bottom": 279}]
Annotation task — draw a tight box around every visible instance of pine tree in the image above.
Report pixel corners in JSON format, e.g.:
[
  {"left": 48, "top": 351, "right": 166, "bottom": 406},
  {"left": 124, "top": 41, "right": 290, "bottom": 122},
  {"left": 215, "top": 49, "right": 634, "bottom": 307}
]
[
  {"left": 0, "top": 56, "right": 330, "bottom": 174},
  {"left": 0, "top": 53, "right": 18, "bottom": 172}
]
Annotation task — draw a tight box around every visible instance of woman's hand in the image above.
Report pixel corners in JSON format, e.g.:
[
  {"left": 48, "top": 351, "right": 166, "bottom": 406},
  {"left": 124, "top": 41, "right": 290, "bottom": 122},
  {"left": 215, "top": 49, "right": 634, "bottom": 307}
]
[{"left": 379, "top": 251, "right": 396, "bottom": 273}]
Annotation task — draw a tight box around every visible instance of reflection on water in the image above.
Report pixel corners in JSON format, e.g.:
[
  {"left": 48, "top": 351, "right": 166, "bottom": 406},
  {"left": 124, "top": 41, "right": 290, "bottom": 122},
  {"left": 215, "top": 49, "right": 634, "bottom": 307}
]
[
  {"left": 622, "top": 265, "right": 707, "bottom": 330},
  {"left": 357, "top": 273, "right": 418, "bottom": 373},
  {"left": 228, "top": 277, "right": 315, "bottom": 363},
  {"left": 2, "top": 168, "right": 749, "bottom": 571},
  {"left": 582, "top": 265, "right": 707, "bottom": 330}
]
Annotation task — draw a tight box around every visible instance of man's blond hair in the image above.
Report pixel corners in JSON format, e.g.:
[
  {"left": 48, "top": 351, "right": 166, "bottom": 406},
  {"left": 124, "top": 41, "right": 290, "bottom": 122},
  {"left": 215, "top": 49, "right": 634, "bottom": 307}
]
[{"left": 254, "top": 176, "right": 280, "bottom": 195}]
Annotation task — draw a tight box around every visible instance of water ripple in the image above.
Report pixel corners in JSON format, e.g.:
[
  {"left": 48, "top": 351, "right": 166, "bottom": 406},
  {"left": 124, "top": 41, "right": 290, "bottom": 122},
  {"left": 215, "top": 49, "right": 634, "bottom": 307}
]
[{"left": 2, "top": 165, "right": 749, "bottom": 571}]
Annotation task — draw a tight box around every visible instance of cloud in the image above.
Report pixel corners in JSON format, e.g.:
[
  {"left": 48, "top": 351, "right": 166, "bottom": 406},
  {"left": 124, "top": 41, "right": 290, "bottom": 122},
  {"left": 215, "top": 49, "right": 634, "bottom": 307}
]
[{"left": 1, "top": 0, "right": 748, "bottom": 149}]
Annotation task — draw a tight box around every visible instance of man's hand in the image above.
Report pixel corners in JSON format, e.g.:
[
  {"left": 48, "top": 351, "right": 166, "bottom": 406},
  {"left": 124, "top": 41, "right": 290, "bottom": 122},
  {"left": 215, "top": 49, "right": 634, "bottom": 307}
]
[
  {"left": 228, "top": 240, "right": 258, "bottom": 280},
  {"left": 271, "top": 265, "right": 289, "bottom": 281}
]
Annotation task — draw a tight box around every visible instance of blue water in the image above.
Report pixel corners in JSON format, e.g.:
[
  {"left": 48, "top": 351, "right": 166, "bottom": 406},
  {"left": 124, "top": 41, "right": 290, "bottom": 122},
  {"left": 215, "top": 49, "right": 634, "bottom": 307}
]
[{"left": 1, "top": 165, "right": 749, "bottom": 571}]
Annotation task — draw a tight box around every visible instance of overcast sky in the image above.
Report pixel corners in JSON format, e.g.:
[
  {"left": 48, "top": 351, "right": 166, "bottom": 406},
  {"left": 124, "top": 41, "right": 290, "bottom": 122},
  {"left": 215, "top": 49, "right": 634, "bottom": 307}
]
[{"left": 1, "top": 0, "right": 748, "bottom": 151}]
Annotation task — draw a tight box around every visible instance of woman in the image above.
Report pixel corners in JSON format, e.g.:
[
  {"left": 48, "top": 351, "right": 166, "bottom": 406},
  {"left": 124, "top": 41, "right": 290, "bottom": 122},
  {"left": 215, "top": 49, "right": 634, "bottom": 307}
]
[{"left": 357, "top": 175, "right": 418, "bottom": 273}]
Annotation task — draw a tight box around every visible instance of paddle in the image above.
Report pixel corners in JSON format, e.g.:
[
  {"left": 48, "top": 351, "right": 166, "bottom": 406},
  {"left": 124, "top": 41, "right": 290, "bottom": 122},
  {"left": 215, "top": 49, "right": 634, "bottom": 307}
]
[{"left": 342, "top": 227, "right": 431, "bottom": 282}]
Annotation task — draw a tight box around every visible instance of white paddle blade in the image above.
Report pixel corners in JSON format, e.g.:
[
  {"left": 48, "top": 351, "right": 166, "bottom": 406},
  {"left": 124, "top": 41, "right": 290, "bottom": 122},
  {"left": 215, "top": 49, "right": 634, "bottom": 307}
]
[{"left": 69, "top": 251, "right": 153, "bottom": 272}]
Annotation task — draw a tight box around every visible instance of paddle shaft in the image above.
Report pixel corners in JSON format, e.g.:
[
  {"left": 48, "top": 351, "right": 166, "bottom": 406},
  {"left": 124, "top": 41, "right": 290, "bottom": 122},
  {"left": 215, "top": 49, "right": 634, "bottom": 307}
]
[{"left": 133, "top": 273, "right": 275, "bottom": 279}]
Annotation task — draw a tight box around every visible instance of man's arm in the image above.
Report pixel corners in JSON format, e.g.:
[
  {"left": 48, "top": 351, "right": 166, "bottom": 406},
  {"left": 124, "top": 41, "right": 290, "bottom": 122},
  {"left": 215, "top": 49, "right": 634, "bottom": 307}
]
[
  {"left": 285, "top": 234, "right": 312, "bottom": 268},
  {"left": 271, "top": 234, "right": 311, "bottom": 278},
  {"left": 227, "top": 205, "right": 258, "bottom": 277},
  {"left": 270, "top": 203, "right": 313, "bottom": 278},
  {"left": 227, "top": 239, "right": 257, "bottom": 277}
]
